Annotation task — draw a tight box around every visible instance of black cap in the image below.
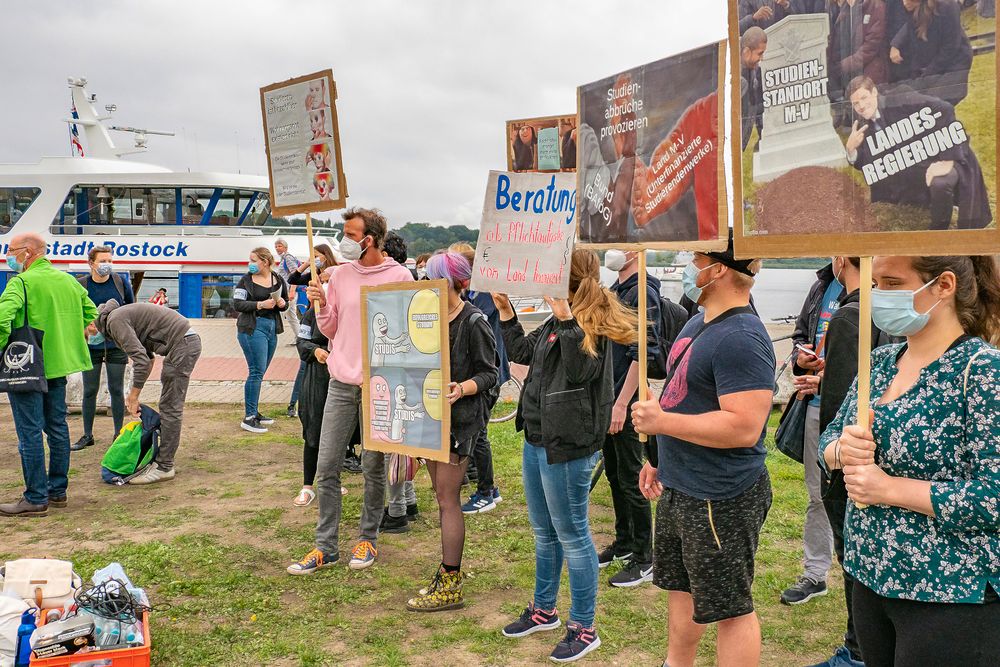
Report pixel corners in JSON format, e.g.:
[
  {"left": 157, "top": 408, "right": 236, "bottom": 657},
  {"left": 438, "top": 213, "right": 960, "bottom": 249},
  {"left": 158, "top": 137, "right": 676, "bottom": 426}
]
[{"left": 703, "top": 228, "right": 757, "bottom": 277}]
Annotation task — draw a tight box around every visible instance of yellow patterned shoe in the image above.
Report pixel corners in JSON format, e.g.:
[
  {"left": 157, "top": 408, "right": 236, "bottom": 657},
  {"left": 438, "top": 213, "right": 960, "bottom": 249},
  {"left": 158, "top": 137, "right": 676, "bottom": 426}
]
[{"left": 406, "top": 568, "right": 464, "bottom": 612}]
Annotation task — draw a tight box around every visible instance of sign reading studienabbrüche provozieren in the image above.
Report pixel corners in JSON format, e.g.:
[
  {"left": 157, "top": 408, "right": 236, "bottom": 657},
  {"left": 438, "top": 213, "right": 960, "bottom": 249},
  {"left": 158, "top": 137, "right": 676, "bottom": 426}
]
[
  {"left": 470, "top": 171, "right": 577, "bottom": 298},
  {"left": 260, "top": 69, "right": 349, "bottom": 216}
]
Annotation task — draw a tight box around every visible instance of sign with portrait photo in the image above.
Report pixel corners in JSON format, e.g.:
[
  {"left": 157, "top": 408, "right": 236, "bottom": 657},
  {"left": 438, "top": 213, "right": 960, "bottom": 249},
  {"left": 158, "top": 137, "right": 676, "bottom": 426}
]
[
  {"left": 361, "top": 280, "right": 451, "bottom": 463},
  {"left": 506, "top": 114, "right": 578, "bottom": 173},
  {"left": 576, "top": 42, "right": 729, "bottom": 250},
  {"left": 260, "top": 69, "right": 349, "bottom": 216},
  {"left": 730, "top": 3, "right": 999, "bottom": 257}
]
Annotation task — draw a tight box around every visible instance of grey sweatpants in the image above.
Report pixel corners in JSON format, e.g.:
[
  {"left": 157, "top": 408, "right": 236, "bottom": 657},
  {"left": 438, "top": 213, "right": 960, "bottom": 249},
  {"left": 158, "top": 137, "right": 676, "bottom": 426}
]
[
  {"left": 385, "top": 454, "right": 416, "bottom": 519},
  {"left": 156, "top": 335, "right": 201, "bottom": 470},
  {"left": 315, "top": 379, "right": 386, "bottom": 556},
  {"left": 802, "top": 404, "right": 833, "bottom": 580}
]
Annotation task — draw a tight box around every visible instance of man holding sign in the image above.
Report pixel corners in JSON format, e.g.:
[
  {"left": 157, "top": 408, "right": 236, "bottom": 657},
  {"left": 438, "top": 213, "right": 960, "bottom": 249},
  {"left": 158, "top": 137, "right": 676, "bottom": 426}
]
[
  {"left": 631, "top": 236, "right": 775, "bottom": 667},
  {"left": 287, "top": 207, "right": 413, "bottom": 575}
]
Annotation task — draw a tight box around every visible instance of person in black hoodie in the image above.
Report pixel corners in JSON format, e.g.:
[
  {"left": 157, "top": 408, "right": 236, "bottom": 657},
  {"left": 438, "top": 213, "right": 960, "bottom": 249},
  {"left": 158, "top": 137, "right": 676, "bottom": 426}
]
[
  {"left": 233, "top": 246, "right": 289, "bottom": 434},
  {"left": 889, "top": 0, "right": 973, "bottom": 106},
  {"left": 293, "top": 266, "right": 333, "bottom": 508},
  {"left": 598, "top": 249, "right": 665, "bottom": 588},
  {"left": 497, "top": 249, "right": 638, "bottom": 663},
  {"left": 404, "top": 251, "right": 497, "bottom": 613},
  {"left": 796, "top": 256, "right": 892, "bottom": 667}
]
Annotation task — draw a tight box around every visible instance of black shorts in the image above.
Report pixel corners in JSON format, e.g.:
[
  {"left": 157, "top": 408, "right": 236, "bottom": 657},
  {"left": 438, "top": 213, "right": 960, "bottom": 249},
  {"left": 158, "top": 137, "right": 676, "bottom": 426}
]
[{"left": 653, "top": 469, "right": 771, "bottom": 624}]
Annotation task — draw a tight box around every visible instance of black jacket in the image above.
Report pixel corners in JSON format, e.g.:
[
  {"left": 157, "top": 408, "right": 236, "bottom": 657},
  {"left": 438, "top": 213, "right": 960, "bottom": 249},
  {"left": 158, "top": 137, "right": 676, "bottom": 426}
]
[
  {"left": 610, "top": 272, "right": 662, "bottom": 400},
  {"left": 449, "top": 304, "right": 499, "bottom": 446},
  {"left": 233, "top": 273, "right": 289, "bottom": 336},
  {"left": 791, "top": 264, "right": 843, "bottom": 378},
  {"left": 501, "top": 314, "right": 613, "bottom": 464},
  {"left": 890, "top": 0, "right": 972, "bottom": 104}
]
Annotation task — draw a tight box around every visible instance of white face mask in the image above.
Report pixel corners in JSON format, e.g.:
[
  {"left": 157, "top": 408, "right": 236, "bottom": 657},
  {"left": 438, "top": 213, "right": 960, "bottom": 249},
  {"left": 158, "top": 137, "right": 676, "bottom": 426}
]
[
  {"left": 340, "top": 236, "right": 369, "bottom": 261},
  {"left": 604, "top": 250, "right": 629, "bottom": 272},
  {"left": 96, "top": 262, "right": 113, "bottom": 277}
]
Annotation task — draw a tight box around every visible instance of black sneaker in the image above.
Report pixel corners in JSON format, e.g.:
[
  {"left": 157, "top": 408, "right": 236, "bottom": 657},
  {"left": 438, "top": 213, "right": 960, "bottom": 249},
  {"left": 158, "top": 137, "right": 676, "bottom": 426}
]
[
  {"left": 241, "top": 416, "right": 268, "bottom": 434},
  {"left": 343, "top": 455, "right": 363, "bottom": 474},
  {"left": 502, "top": 603, "right": 561, "bottom": 638},
  {"left": 406, "top": 503, "right": 419, "bottom": 522},
  {"left": 549, "top": 622, "right": 601, "bottom": 663},
  {"left": 597, "top": 545, "right": 631, "bottom": 570},
  {"left": 780, "top": 576, "right": 828, "bottom": 605},
  {"left": 70, "top": 435, "right": 94, "bottom": 452},
  {"left": 256, "top": 413, "right": 275, "bottom": 426},
  {"left": 608, "top": 559, "right": 653, "bottom": 588},
  {"left": 379, "top": 509, "right": 411, "bottom": 534},
  {"left": 286, "top": 404, "right": 297, "bottom": 418}
]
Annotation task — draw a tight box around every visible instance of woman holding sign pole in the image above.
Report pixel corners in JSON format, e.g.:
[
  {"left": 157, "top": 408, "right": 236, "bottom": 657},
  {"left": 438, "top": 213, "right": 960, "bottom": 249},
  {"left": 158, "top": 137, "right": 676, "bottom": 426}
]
[
  {"left": 819, "top": 255, "right": 1000, "bottom": 666},
  {"left": 404, "top": 252, "right": 497, "bottom": 612},
  {"left": 497, "top": 249, "right": 637, "bottom": 663}
]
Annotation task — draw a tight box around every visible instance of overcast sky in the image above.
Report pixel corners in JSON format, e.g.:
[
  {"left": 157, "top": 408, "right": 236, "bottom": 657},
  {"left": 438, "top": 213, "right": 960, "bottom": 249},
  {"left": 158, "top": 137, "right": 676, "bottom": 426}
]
[{"left": 0, "top": 0, "right": 728, "bottom": 228}]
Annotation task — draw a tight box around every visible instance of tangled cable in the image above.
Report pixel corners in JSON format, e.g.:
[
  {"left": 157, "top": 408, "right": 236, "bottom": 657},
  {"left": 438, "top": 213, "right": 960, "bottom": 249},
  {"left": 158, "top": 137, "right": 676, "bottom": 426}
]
[{"left": 74, "top": 578, "right": 151, "bottom": 623}]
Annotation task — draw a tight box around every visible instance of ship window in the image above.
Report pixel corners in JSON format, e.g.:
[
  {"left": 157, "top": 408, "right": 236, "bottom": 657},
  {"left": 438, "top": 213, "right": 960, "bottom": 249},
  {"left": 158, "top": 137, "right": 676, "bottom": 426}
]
[
  {"left": 0, "top": 187, "right": 41, "bottom": 232},
  {"left": 242, "top": 193, "right": 275, "bottom": 227},
  {"left": 201, "top": 274, "right": 240, "bottom": 318}
]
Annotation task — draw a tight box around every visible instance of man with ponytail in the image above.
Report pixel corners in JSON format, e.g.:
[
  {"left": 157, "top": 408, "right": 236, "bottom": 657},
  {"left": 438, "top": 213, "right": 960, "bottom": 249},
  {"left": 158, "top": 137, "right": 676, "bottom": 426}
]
[
  {"left": 496, "top": 249, "right": 637, "bottom": 663},
  {"left": 631, "top": 232, "right": 775, "bottom": 667},
  {"left": 819, "top": 254, "right": 1000, "bottom": 666}
]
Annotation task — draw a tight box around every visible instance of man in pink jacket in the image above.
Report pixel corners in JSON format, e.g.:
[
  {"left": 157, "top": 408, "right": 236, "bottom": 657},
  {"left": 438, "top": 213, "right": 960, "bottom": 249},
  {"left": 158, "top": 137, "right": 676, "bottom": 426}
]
[{"left": 287, "top": 207, "right": 413, "bottom": 575}]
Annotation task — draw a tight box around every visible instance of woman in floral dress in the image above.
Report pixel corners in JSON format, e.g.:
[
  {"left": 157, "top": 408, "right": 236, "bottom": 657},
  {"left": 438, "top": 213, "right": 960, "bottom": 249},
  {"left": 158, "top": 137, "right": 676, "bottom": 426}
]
[{"left": 819, "top": 255, "right": 1000, "bottom": 666}]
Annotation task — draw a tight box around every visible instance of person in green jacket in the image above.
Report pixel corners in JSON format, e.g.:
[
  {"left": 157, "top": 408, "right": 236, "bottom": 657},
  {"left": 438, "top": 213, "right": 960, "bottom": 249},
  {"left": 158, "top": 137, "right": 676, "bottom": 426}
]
[{"left": 0, "top": 233, "right": 97, "bottom": 517}]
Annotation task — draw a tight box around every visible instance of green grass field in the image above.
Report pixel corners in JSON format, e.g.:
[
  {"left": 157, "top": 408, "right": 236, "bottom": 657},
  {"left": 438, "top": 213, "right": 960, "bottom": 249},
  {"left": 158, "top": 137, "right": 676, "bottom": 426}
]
[{"left": 0, "top": 406, "right": 849, "bottom": 666}]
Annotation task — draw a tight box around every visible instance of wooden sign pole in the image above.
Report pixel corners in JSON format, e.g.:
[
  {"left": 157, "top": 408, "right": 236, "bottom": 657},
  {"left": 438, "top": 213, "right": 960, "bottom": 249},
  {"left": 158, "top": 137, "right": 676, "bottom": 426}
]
[
  {"left": 305, "top": 212, "right": 319, "bottom": 309},
  {"left": 855, "top": 256, "right": 873, "bottom": 508},
  {"left": 637, "top": 251, "right": 649, "bottom": 443}
]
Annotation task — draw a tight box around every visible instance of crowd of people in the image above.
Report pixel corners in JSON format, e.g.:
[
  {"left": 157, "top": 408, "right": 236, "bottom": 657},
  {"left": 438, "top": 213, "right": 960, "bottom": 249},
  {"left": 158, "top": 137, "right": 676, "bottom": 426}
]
[{"left": 1, "top": 216, "right": 998, "bottom": 665}]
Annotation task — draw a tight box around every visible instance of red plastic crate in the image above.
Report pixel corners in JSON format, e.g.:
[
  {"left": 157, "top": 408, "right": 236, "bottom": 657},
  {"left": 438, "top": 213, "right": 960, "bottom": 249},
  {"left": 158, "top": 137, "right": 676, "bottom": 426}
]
[{"left": 30, "top": 611, "right": 150, "bottom": 667}]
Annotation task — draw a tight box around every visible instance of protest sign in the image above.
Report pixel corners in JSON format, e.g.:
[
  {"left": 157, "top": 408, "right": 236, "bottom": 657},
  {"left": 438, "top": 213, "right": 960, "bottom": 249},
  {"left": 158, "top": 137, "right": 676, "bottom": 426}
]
[
  {"left": 730, "top": 5, "right": 999, "bottom": 257},
  {"left": 507, "top": 115, "right": 577, "bottom": 172},
  {"left": 470, "top": 170, "right": 577, "bottom": 298},
  {"left": 361, "top": 280, "right": 451, "bottom": 463},
  {"left": 576, "top": 41, "right": 729, "bottom": 250},
  {"left": 260, "top": 69, "right": 349, "bottom": 217}
]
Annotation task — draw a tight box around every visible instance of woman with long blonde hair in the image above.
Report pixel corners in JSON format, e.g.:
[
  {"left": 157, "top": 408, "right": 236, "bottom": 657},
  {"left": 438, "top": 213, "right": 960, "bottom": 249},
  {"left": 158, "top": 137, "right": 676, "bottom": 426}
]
[{"left": 494, "top": 249, "right": 637, "bottom": 663}]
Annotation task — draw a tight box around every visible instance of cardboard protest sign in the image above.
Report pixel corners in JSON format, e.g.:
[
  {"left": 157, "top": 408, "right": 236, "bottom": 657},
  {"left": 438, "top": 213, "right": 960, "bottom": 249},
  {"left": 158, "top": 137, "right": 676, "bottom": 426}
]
[
  {"left": 576, "top": 42, "right": 729, "bottom": 250},
  {"left": 260, "top": 69, "right": 349, "bottom": 216},
  {"left": 731, "top": 4, "right": 999, "bottom": 257},
  {"left": 507, "top": 115, "right": 577, "bottom": 172},
  {"left": 361, "top": 280, "right": 451, "bottom": 463},
  {"left": 470, "top": 171, "right": 577, "bottom": 298}
]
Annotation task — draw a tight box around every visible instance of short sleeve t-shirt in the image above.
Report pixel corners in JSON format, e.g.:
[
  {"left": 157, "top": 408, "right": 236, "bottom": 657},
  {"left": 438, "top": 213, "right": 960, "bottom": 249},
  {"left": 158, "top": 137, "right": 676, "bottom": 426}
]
[
  {"left": 809, "top": 280, "right": 843, "bottom": 407},
  {"left": 656, "top": 307, "right": 776, "bottom": 500}
]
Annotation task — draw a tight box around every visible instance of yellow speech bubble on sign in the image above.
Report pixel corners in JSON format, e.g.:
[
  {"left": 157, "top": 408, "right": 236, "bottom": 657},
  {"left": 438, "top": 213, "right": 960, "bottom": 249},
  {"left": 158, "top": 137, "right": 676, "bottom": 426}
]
[
  {"left": 407, "top": 289, "right": 441, "bottom": 355},
  {"left": 422, "top": 369, "right": 443, "bottom": 421}
]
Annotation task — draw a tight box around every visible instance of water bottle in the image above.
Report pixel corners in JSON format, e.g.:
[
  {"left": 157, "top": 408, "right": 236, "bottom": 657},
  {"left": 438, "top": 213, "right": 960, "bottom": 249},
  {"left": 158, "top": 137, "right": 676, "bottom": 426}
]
[
  {"left": 123, "top": 621, "right": 143, "bottom": 646},
  {"left": 14, "top": 609, "right": 35, "bottom": 667},
  {"left": 102, "top": 624, "right": 121, "bottom": 648}
]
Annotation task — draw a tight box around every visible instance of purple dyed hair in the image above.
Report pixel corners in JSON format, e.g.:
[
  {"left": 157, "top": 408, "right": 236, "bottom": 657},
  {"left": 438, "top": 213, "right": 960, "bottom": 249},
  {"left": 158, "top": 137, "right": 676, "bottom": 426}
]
[{"left": 425, "top": 251, "right": 472, "bottom": 290}]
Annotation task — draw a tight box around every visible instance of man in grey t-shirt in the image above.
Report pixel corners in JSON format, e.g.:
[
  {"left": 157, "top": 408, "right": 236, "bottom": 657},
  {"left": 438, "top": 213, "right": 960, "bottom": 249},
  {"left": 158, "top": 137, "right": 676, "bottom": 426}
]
[{"left": 274, "top": 238, "right": 301, "bottom": 341}]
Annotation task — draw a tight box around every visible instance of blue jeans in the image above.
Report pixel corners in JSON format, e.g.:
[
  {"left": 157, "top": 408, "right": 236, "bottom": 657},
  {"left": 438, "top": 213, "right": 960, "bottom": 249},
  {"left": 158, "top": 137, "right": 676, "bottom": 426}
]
[
  {"left": 237, "top": 317, "right": 277, "bottom": 418},
  {"left": 8, "top": 377, "right": 71, "bottom": 505},
  {"left": 523, "top": 442, "right": 599, "bottom": 627}
]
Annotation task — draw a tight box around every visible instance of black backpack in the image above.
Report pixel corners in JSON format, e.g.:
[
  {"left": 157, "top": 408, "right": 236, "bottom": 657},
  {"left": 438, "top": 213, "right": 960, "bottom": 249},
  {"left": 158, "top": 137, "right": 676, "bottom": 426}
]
[
  {"left": 627, "top": 283, "right": 688, "bottom": 380},
  {"left": 647, "top": 296, "right": 689, "bottom": 380}
]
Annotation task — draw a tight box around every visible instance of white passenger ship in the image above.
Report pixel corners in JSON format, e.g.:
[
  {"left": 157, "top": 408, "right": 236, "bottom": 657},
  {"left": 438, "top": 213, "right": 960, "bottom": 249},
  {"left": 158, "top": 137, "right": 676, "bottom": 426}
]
[{"left": 0, "top": 78, "right": 337, "bottom": 318}]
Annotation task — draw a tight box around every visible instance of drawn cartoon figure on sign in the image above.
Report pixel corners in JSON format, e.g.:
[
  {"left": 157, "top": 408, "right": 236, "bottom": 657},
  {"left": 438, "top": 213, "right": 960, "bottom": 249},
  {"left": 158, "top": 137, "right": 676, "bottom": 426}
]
[
  {"left": 370, "top": 312, "right": 412, "bottom": 365},
  {"left": 390, "top": 385, "right": 425, "bottom": 441}
]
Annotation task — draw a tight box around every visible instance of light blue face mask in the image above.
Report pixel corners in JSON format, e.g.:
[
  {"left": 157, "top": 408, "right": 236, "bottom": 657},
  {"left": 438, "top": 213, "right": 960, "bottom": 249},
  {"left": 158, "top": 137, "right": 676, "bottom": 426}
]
[
  {"left": 682, "top": 262, "right": 718, "bottom": 304},
  {"left": 5, "top": 250, "right": 25, "bottom": 273},
  {"left": 871, "top": 277, "right": 941, "bottom": 337},
  {"left": 88, "top": 333, "right": 106, "bottom": 346},
  {"left": 248, "top": 262, "right": 260, "bottom": 275}
]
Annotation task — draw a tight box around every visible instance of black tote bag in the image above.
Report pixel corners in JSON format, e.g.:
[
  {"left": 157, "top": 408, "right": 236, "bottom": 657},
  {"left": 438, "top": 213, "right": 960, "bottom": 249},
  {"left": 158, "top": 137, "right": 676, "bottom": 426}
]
[
  {"left": 0, "top": 279, "right": 47, "bottom": 393},
  {"left": 774, "top": 394, "right": 807, "bottom": 463}
]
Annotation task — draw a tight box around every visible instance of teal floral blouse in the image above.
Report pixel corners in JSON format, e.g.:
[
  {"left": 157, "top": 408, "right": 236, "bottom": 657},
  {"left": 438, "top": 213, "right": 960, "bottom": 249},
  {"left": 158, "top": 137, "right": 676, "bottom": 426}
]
[{"left": 819, "top": 337, "right": 1000, "bottom": 603}]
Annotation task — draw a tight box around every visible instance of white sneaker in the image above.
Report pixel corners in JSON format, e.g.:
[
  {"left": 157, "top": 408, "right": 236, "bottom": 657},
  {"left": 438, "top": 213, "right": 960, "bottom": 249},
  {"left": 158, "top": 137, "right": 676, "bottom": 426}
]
[{"left": 130, "top": 466, "right": 176, "bottom": 485}]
